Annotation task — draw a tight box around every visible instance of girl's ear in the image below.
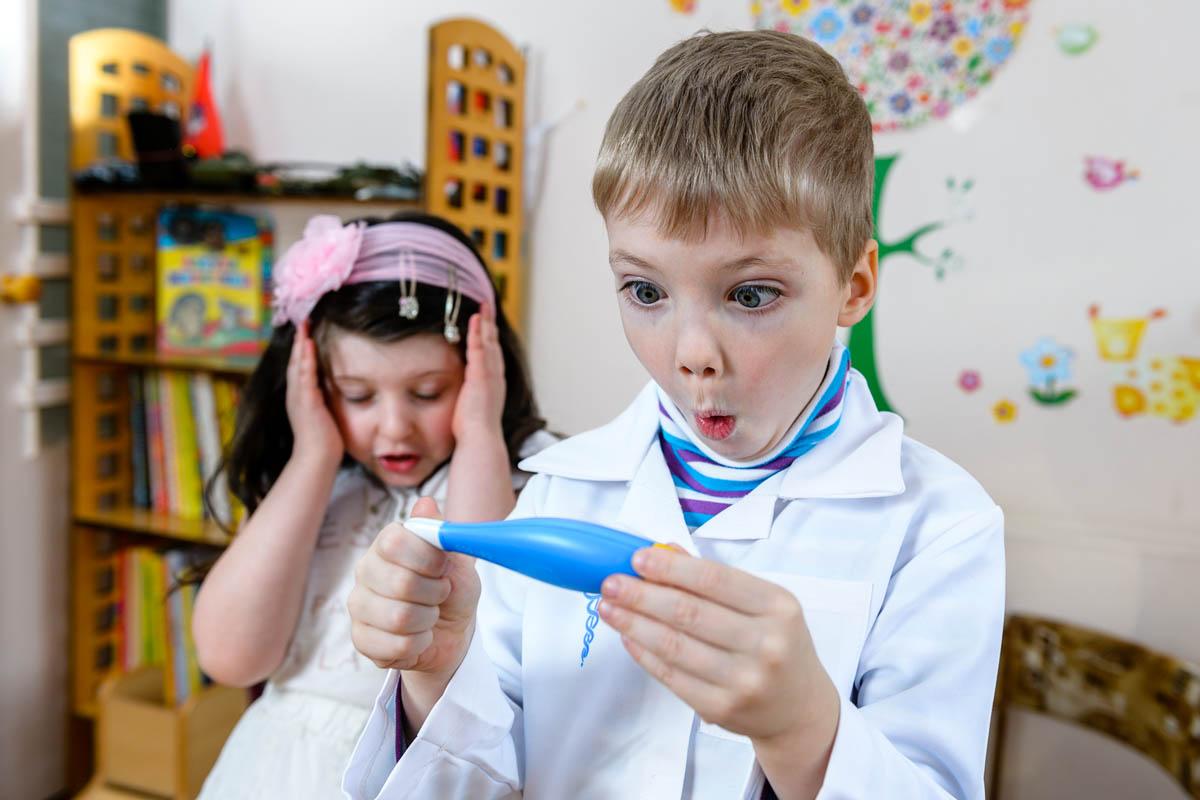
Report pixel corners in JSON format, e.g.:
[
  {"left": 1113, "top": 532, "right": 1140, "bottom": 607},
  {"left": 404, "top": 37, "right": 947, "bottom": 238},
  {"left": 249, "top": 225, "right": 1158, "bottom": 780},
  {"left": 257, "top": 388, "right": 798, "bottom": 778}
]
[{"left": 837, "top": 240, "right": 878, "bottom": 328}]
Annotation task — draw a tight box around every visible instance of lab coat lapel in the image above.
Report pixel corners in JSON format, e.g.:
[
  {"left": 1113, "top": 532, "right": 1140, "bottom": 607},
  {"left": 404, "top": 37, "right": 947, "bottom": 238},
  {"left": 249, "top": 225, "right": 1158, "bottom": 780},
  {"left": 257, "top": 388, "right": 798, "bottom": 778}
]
[{"left": 616, "top": 439, "right": 698, "bottom": 555}]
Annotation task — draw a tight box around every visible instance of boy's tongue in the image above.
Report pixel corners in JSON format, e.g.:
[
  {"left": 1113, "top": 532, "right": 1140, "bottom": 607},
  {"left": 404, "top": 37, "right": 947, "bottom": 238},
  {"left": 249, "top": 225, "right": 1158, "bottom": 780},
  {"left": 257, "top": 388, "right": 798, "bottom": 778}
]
[{"left": 694, "top": 413, "right": 735, "bottom": 441}]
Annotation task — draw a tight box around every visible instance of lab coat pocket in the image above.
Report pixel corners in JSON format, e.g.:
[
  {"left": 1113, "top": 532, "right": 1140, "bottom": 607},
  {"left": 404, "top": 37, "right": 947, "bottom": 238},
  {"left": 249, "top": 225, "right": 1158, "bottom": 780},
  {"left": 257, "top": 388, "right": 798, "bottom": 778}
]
[{"left": 755, "top": 572, "right": 873, "bottom": 697}]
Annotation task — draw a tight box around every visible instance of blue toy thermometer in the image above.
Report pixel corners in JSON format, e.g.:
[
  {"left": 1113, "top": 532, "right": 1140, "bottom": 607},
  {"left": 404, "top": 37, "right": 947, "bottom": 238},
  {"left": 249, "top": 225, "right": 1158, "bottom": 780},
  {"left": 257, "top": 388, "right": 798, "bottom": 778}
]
[{"left": 402, "top": 517, "right": 658, "bottom": 593}]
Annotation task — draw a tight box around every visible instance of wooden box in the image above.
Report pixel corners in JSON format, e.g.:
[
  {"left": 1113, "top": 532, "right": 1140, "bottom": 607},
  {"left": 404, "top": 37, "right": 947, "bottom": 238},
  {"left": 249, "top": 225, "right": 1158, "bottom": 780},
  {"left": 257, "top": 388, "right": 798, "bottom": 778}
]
[{"left": 90, "top": 667, "right": 245, "bottom": 799}]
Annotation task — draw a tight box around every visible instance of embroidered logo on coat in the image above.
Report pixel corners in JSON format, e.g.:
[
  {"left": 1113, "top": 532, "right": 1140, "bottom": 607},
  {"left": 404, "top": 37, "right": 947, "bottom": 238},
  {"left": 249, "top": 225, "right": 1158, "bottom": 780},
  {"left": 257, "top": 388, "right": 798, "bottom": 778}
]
[{"left": 580, "top": 592, "right": 601, "bottom": 667}]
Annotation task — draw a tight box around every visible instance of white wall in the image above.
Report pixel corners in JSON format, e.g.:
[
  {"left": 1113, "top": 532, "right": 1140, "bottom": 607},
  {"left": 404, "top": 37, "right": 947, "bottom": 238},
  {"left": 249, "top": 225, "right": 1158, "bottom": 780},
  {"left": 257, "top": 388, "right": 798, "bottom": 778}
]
[
  {"left": 168, "top": 0, "right": 758, "bottom": 438},
  {"left": 167, "top": 2, "right": 1199, "bottom": 798}
]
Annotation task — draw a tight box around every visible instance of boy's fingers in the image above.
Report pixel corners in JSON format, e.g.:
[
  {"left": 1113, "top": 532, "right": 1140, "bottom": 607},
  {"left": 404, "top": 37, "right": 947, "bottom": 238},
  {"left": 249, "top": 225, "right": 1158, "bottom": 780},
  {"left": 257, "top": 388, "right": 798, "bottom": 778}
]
[
  {"left": 600, "top": 574, "right": 754, "bottom": 652},
  {"left": 374, "top": 521, "right": 449, "bottom": 578},
  {"left": 631, "top": 548, "right": 777, "bottom": 615},
  {"left": 354, "top": 555, "right": 451, "bottom": 606},
  {"left": 350, "top": 621, "right": 432, "bottom": 670},
  {"left": 348, "top": 589, "right": 442, "bottom": 634}
]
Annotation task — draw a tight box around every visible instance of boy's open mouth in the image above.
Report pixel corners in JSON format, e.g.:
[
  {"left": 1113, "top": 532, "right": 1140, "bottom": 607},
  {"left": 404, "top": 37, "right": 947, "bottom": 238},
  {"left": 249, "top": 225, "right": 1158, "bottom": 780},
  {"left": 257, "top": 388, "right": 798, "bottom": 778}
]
[
  {"left": 694, "top": 413, "right": 735, "bottom": 441},
  {"left": 378, "top": 453, "right": 420, "bottom": 473}
]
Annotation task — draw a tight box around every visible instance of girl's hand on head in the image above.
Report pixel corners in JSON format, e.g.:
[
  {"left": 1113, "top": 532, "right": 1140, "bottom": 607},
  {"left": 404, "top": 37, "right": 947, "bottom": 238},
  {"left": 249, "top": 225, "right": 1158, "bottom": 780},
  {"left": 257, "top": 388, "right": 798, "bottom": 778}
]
[
  {"left": 347, "top": 497, "right": 481, "bottom": 677},
  {"left": 596, "top": 548, "right": 840, "bottom": 753},
  {"left": 452, "top": 302, "right": 507, "bottom": 444},
  {"left": 285, "top": 321, "right": 344, "bottom": 467}
]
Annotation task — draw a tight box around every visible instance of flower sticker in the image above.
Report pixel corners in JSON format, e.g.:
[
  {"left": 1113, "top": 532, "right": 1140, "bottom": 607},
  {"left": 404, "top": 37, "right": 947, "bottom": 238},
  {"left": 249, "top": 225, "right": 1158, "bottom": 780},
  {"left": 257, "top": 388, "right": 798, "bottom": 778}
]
[
  {"left": 992, "top": 399, "right": 1018, "bottom": 423},
  {"left": 1056, "top": 23, "right": 1098, "bottom": 55},
  {"left": 958, "top": 370, "right": 981, "bottom": 393},
  {"left": 1020, "top": 337, "right": 1078, "bottom": 405},
  {"left": 1084, "top": 156, "right": 1139, "bottom": 191}
]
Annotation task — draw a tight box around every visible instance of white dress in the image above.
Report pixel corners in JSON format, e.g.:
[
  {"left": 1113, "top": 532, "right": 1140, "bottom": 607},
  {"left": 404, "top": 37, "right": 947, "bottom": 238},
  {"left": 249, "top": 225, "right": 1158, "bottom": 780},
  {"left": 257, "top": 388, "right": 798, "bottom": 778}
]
[{"left": 199, "top": 432, "right": 555, "bottom": 800}]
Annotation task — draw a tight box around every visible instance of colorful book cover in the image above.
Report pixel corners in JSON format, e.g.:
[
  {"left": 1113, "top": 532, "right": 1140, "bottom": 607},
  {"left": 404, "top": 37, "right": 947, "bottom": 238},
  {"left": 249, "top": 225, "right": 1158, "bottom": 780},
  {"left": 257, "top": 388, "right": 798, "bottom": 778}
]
[
  {"left": 128, "top": 371, "right": 150, "bottom": 509},
  {"left": 167, "top": 371, "right": 204, "bottom": 521},
  {"left": 141, "top": 548, "right": 167, "bottom": 669},
  {"left": 143, "top": 371, "right": 168, "bottom": 514},
  {"left": 156, "top": 208, "right": 273, "bottom": 358},
  {"left": 213, "top": 378, "right": 245, "bottom": 527},
  {"left": 161, "top": 548, "right": 208, "bottom": 706},
  {"left": 158, "top": 372, "right": 182, "bottom": 516},
  {"left": 190, "top": 372, "right": 230, "bottom": 524}
]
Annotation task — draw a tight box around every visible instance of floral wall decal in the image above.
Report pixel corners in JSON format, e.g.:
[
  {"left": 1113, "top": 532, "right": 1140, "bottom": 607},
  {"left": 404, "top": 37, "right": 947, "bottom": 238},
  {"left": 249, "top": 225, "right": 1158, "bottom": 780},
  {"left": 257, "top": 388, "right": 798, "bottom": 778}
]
[
  {"left": 1085, "top": 156, "right": 1139, "bottom": 191},
  {"left": 1089, "top": 305, "right": 1199, "bottom": 423},
  {"left": 1021, "top": 337, "right": 1078, "bottom": 405}
]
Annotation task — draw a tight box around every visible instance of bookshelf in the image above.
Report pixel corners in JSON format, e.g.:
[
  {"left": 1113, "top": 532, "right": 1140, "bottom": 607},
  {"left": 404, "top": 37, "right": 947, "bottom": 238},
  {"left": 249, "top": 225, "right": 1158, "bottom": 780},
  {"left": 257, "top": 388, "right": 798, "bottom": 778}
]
[{"left": 65, "top": 20, "right": 526, "bottom": 798}]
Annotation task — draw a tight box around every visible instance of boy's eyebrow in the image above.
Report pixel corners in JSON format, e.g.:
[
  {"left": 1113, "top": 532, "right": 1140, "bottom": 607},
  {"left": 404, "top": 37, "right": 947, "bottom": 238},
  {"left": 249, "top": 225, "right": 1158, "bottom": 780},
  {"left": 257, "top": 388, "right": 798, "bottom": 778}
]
[
  {"left": 608, "top": 249, "right": 658, "bottom": 271},
  {"left": 610, "top": 249, "right": 780, "bottom": 273}
]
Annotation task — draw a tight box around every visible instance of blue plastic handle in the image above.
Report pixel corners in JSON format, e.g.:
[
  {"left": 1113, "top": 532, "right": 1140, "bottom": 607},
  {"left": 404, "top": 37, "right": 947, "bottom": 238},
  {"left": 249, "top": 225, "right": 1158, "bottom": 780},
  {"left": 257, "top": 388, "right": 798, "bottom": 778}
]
[{"left": 435, "top": 517, "right": 656, "bottom": 593}]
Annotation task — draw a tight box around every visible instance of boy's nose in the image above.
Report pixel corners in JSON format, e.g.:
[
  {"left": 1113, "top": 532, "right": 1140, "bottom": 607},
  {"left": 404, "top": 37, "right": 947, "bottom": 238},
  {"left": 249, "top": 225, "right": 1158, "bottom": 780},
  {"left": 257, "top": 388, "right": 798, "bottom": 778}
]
[{"left": 674, "top": 320, "right": 723, "bottom": 379}]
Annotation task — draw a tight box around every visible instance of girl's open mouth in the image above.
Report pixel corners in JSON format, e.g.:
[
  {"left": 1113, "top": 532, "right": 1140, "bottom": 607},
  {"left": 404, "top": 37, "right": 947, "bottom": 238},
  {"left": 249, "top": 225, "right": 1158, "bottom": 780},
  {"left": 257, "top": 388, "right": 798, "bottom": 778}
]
[
  {"left": 694, "top": 413, "right": 735, "bottom": 441},
  {"left": 378, "top": 454, "right": 420, "bottom": 473}
]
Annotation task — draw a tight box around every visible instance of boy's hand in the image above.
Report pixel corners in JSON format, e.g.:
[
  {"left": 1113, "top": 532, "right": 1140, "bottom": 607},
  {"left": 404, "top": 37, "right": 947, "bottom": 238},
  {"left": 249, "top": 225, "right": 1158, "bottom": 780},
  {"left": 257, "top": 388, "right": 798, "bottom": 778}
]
[
  {"left": 285, "top": 321, "right": 344, "bottom": 466},
  {"left": 597, "top": 547, "right": 840, "bottom": 760},
  {"left": 348, "top": 498, "right": 481, "bottom": 678},
  {"left": 451, "top": 302, "right": 507, "bottom": 443}
]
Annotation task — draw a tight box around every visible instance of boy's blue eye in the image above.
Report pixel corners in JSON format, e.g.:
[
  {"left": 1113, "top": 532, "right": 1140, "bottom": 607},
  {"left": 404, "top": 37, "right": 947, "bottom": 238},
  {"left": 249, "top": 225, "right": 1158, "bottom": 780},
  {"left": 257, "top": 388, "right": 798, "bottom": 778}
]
[
  {"left": 732, "top": 285, "right": 779, "bottom": 309},
  {"left": 628, "top": 281, "right": 662, "bottom": 305}
]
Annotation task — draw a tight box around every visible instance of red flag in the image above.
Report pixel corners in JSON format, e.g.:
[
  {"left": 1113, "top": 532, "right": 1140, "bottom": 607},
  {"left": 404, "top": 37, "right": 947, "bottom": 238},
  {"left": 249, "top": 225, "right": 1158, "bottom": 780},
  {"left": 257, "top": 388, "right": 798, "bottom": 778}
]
[{"left": 184, "top": 49, "right": 224, "bottom": 158}]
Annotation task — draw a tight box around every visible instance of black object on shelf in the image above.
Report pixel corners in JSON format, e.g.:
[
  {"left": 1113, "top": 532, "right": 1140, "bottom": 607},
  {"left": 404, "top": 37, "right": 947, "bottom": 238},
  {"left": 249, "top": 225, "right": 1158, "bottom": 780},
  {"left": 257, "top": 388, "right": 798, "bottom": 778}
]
[{"left": 127, "top": 111, "right": 189, "bottom": 189}]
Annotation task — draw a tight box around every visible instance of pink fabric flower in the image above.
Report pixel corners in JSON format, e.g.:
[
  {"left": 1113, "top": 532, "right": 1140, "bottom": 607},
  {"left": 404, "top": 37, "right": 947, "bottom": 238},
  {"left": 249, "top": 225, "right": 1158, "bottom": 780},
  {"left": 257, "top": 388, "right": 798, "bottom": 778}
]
[{"left": 271, "top": 215, "right": 365, "bottom": 327}]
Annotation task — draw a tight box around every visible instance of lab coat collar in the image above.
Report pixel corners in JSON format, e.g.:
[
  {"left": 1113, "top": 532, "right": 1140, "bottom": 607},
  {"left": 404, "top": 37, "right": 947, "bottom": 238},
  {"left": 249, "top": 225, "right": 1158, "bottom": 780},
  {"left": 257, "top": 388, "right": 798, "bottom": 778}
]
[{"left": 519, "top": 371, "right": 905, "bottom": 505}]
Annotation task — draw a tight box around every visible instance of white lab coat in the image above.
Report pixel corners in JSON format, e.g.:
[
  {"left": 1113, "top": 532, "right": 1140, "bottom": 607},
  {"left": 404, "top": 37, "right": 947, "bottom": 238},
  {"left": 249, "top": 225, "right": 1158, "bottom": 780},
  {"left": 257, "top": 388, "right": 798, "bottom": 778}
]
[{"left": 343, "top": 372, "right": 1005, "bottom": 799}]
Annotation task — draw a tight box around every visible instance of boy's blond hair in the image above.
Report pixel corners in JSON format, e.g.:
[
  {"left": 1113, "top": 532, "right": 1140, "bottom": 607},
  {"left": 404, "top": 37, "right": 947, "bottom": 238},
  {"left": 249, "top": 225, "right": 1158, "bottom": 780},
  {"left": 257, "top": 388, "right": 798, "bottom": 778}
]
[{"left": 593, "top": 30, "right": 874, "bottom": 281}]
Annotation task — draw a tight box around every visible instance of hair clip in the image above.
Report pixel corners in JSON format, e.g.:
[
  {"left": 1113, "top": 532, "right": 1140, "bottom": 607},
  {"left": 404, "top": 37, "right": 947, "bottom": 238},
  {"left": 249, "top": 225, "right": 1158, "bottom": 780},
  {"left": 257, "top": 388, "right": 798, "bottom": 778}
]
[
  {"left": 443, "top": 262, "right": 462, "bottom": 343},
  {"left": 398, "top": 250, "right": 419, "bottom": 319}
]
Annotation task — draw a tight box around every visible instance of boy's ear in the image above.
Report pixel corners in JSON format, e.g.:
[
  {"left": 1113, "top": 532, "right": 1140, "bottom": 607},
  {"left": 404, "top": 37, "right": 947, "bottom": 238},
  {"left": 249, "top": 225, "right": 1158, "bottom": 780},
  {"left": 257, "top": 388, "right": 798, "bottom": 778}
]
[{"left": 837, "top": 240, "right": 878, "bottom": 328}]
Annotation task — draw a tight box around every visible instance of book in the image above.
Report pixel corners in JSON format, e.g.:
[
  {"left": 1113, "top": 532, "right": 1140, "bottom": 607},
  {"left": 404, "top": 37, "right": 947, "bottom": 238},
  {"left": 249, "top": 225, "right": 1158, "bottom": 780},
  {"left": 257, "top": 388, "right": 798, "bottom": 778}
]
[
  {"left": 167, "top": 371, "right": 205, "bottom": 521},
  {"left": 189, "top": 372, "right": 230, "bottom": 524},
  {"left": 156, "top": 208, "right": 273, "bottom": 358},
  {"left": 128, "top": 371, "right": 150, "bottom": 509},
  {"left": 212, "top": 378, "right": 245, "bottom": 527},
  {"left": 157, "top": 372, "right": 182, "bottom": 515},
  {"left": 143, "top": 371, "right": 168, "bottom": 513}
]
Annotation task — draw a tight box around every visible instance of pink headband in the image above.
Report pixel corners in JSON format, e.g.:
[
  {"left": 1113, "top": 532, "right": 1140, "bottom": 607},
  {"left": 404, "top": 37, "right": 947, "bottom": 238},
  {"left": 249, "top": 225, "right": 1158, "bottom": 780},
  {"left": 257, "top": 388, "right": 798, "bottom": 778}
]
[{"left": 270, "top": 215, "right": 496, "bottom": 337}]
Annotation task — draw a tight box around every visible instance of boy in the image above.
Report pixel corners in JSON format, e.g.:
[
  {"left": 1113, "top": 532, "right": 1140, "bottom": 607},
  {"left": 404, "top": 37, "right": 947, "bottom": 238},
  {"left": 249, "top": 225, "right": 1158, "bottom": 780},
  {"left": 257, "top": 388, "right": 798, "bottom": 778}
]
[{"left": 343, "top": 30, "right": 1003, "bottom": 800}]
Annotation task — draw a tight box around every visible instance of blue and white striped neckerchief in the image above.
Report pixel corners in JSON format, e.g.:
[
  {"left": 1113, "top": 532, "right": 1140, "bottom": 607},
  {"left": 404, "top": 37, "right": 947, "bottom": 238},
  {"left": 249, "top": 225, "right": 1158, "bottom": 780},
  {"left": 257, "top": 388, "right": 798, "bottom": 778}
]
[{"left": 657, "top": 343, "right": 851, "bottom": 532}]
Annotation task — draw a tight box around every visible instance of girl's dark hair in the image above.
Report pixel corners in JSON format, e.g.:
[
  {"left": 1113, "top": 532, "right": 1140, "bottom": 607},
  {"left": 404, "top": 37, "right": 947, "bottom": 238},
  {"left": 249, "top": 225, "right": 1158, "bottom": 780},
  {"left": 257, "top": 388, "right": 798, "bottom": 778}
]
[{"left": 206, "top": 211, "right": 545, "bottom": 527}]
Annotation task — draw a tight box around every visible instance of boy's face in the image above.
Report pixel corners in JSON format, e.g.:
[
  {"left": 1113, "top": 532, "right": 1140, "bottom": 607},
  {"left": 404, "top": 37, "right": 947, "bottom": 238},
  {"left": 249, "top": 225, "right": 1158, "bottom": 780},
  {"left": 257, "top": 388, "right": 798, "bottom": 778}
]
[{"left": 606, "top": 212, "right": 876, "bottom": 462}]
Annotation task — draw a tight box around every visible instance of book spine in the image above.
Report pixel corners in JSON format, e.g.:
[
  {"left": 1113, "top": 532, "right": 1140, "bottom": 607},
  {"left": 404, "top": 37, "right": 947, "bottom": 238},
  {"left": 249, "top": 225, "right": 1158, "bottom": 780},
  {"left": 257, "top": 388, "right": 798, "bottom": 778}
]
[
  {"left": 169, "top": 372, "right": 204, "bottom": 521},
  {"left": 158, "top": 372, "right": 181, "bottom": 516},
  {"left": 190, "top": 372, "right": 229, "bottom": 524},
  {"left": 128, "top": 371, "right": 150, "bottom": 509},
  {"left": 144, "top": 370, "right": 168, "bottom": 513}
]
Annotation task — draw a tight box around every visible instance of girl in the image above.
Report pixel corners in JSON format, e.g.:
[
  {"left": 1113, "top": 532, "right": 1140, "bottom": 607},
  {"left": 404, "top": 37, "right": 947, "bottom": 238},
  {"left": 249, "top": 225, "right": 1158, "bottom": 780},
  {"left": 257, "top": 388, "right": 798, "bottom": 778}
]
[{"left": 192, "top": 211, "right": 552, "bottom": 799}]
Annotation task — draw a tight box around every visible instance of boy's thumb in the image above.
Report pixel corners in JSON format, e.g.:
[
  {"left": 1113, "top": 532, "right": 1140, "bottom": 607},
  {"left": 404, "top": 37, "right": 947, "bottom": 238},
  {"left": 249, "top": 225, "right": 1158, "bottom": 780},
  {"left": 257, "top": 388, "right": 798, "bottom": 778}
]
[{"left": 411, "top": 496, "right": 443, "bottom": 521}]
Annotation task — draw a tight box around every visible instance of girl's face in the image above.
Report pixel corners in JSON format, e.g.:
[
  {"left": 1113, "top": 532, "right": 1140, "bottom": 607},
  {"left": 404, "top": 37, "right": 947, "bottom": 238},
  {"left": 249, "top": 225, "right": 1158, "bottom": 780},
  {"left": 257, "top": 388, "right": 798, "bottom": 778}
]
[{"left": 322, "top": 329, "right": 463, "bottom": 489}]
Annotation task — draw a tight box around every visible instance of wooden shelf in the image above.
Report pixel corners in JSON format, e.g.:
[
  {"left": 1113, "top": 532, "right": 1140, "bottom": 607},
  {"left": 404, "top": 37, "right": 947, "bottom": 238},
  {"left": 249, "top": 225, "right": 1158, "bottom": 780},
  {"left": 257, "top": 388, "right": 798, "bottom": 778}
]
[
  {"left": 74, "top": 189, "right": 423, "bottom": 208},
  {"left": 75, "top": 352, "right": 260, "bottom": 377},
  {"left": 74, "top": 508, "right": 231, "bottom": 546}
]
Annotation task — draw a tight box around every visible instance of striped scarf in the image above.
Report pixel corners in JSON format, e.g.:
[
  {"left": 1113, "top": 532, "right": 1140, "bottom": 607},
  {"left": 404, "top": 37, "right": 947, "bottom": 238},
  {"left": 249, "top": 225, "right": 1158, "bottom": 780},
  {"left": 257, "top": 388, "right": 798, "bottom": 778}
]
[{"left": 657, "top": 344, "right": 851, "bottom": 531}]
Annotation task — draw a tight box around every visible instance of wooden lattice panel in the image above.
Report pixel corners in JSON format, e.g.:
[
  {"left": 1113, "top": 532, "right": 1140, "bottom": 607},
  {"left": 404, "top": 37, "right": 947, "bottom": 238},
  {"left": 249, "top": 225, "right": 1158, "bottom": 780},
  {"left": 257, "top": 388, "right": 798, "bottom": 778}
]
[
  {"left": 68, "top": 28, "right": 194, "bottom": 172},
  {"left": 71, "top": 362, "right": 134, "bottom": 519},
  {"left": 72, "top": 195, "right": 159, "bottom": 359},
  {"left": 70, "top": 525, "right": 127, "bottom": 716},
  {"left": 426, "top": 18, "right": 525, "bottom": 327}
]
